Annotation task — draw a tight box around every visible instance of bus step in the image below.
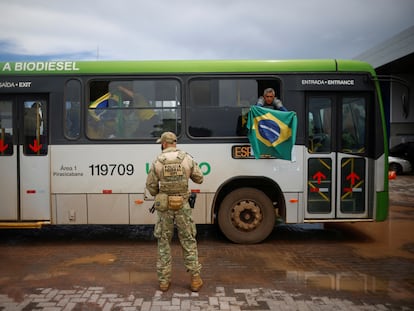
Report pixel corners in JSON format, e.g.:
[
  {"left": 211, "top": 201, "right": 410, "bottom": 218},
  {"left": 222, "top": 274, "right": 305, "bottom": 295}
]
[{"left": 0, "top": 221, "right": 50, "bottom": 229}]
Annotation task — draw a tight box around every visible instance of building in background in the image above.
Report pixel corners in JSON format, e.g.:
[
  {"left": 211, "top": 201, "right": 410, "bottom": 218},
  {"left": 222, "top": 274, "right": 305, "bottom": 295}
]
[{"left": 355, "top": 25, "right": 414, "bottom": 149}]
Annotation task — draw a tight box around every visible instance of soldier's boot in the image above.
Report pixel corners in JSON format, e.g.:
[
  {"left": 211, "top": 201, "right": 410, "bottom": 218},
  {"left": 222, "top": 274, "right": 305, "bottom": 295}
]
[
  {"left": 190, "top": 274, "right": 203, "bottom": 292},
  {"left": 159, "top": 281, "right": 170, "bottom": 292}
]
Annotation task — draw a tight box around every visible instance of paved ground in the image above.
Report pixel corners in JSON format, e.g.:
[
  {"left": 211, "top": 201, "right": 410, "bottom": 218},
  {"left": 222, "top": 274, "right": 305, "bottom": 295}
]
[{"left": 0, "top": 175, "right": 413, "bottom": 310}]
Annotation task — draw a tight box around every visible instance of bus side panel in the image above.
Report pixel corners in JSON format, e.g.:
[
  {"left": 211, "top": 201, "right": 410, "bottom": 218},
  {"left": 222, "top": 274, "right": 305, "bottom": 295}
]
[
  {"left": 184, "top": 144, "right": 304, "bottom": 192},
  {"left": 375, "top": 154, "right": 389, "bottom": 221},
  {"left": 88, "top": 194, "right": 129, "bottom": 224},
  {"left": 284, "top": 192, "right": 303, "bottom": 224},
  {"left": 50, "top": 145, "right": 153, "bottom": 194},
  {"left": 0, "top": 146, "right": 18, "bottom": 220},
  {"left": 376, "top": 192, "right": 388, "bottom": 221},
  {"left": 50, "top": 144, "right": 213, "bottom": 225},
  {"left": 54, "top": 194, "right": 87, "bottom": 224},
  {"left": 191, "top": 193, "right": 210, "bottom": 224},
  {"left": 20, "top": 148, "right": 50, "bottom": 220}
]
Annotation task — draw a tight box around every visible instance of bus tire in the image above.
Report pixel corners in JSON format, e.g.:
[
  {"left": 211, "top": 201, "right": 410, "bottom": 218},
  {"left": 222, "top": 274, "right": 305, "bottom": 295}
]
[{"left": 218, "top": 188, "right": 275, "bottom": 244}]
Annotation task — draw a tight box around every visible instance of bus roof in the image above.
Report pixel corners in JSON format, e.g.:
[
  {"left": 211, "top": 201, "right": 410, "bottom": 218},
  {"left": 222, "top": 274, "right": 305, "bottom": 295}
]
[{"left": 0, "top": 59, "right": 376, "bottom": 76}]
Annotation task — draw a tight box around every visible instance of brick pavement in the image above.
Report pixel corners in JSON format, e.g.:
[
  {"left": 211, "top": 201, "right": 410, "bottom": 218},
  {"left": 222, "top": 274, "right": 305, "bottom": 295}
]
[{"left": 0, "top": 286, "right": 402, "bottom": 311}]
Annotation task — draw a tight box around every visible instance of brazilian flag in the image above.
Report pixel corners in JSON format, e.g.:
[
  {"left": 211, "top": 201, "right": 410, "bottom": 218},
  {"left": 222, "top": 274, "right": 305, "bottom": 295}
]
[
  {"left": 89, "top": 92, "right": 121, "bottom": 121},
  {"left": 247, "top": 106, "right": 297, "bottom": 160}
]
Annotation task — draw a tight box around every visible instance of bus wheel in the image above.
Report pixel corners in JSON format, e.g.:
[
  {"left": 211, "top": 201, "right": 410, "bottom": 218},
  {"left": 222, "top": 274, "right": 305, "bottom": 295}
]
[{"left": 218, "top": 188, "right": 275, "bottom": 244}]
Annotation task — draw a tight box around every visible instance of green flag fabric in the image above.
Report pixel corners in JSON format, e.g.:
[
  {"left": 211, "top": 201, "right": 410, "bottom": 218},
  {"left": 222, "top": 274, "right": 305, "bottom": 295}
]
[{"left": 247, "top": 106, "right": 297, "bottom": 160}]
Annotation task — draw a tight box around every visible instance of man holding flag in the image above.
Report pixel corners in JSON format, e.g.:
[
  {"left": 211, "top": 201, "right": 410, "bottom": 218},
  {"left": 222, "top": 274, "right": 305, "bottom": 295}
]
[
  {"left": 247, "top": 88, "right": 297, "bottom": 160},
  {"left": 256, "top": 88, "right": 288, "bottom": 111}
]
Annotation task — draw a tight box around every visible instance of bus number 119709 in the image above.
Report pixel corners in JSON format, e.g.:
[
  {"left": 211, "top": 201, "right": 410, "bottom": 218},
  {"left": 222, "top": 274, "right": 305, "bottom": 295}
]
[{"left": 89, "top": 163, "right": 135, "bottom": 176}]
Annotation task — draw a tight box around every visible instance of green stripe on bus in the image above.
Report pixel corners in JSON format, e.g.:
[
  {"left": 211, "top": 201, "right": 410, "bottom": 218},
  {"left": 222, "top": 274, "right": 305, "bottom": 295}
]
[{"left": 0, "top": 59, "right": 375, "bottom": 75}]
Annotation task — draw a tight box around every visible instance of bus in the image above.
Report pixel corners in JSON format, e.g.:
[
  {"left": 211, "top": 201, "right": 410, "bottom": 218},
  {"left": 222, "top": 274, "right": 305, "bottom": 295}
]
[{"left": 0, "top": 59, "right": 388, "bottom": 243}]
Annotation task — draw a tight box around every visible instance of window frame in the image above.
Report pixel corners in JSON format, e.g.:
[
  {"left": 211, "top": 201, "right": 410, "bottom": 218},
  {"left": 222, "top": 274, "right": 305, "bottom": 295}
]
[
  {"left": 86, "top": 78, "right": 182, "bottom": 141},
  {"left": 187, "top": 76, "right": 283, "bottom": 139}
]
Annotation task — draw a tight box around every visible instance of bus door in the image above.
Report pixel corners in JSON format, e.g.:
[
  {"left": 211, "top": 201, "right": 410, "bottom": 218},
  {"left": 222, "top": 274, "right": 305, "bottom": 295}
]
[
  {"left": 305, "top": 93, "right": 369, "bottom": 220},
  {"left": 0, "top": 95, "right": 50, "bottom": 221}
]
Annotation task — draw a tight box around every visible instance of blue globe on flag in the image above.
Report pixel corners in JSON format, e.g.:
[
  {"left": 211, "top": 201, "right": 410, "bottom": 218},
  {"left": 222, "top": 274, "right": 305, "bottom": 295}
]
[{"left": 258, "top": 119, "right": 281, "bottom": 145}]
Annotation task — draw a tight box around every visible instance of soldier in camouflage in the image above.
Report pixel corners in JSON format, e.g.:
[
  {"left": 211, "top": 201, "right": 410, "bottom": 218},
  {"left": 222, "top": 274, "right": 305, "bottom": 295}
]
[{"left": 146, "top": 132, "right": 204, "bottom": 292}]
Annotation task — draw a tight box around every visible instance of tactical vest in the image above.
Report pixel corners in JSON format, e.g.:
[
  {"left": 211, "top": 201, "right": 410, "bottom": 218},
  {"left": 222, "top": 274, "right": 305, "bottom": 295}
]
[{"left": 157, "top": 151, "right": 188, "bottom": 196}]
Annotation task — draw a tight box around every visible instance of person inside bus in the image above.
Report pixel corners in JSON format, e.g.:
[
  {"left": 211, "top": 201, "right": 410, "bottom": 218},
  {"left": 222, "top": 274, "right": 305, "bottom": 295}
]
[
  {"left": 236, "top": 88, "right": 288, "bottom": 136},
  {"left": 24, "top": 102, "right": 45, "bottom": 153},
  {"left": 256, "top": 88, "right": 288, "bottom": 111},
  {"left": 116, "top": 84, "right": 158, "bottom": 137}
]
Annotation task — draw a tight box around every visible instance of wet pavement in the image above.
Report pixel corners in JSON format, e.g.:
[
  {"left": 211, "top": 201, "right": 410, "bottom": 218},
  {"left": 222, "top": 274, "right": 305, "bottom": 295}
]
[{"left": 0, "top": 175, "right": 413, "bottom": 310}]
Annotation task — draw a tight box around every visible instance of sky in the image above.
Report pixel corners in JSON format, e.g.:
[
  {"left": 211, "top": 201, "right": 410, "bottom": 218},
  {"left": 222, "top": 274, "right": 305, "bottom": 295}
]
[{"left": 0, "top": 0, "right": 413, "bottom": 62}]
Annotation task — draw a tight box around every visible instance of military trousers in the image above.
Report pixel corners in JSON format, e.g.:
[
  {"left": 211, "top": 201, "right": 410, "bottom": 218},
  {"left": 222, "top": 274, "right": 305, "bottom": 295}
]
[{"left": 154, "top": 203, "right": 202, "bottom": 283}]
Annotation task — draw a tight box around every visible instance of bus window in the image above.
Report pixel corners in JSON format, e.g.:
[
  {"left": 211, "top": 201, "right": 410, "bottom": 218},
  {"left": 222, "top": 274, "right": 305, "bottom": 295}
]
[
  {"left": 23, "top": 101, "right": 48, "bottom": 155},
  {"left": 0, "top": 100, "right": 13, "bottom": 155},
  {"left": 87, "top": 79, "right": 181, "bottom": 139},
  {"left": 308, "top": 97, "right": 332, "bottom": 153},
  {"left": 188, "top": 78, "right": 280, "bottom": 137},
  {"left": 341, "top": 97, "right": 366, "bottom": 153},
  {"left": 64, "top": 79, "right": 81, "bottom": 139}
]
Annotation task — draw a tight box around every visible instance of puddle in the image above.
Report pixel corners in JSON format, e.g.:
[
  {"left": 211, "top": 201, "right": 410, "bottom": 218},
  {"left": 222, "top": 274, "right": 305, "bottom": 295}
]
[
  {"left": 251, "top": 249, "right": 388, "bottom": 293},
  {"left": 286, "top": 270, "right": 388, "bottom": 292},
  {"left": 18, "top": 254, "right": 117, "bottom": 282},
  {"left": 330, "top": 206, "right": 414, "bottom": 260},
  {"left": 60, "top": 253, "right": 117, "bottom": 267},
  {"left": 111, "top": 271, "right": 155, "bottom": 284},
  {"left": 23, "top": 271, "right": 68, "bottom": 281}
]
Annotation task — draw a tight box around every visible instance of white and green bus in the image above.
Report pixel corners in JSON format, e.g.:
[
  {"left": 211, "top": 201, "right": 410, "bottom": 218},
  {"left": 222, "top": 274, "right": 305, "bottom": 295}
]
[{"left": 0, "top": 59, "right": 388, "bottom": 243}]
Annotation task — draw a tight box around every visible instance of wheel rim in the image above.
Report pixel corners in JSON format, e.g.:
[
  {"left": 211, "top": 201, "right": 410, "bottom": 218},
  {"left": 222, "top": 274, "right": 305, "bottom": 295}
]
[{"left": 231, "top": 199, "right": 263, "bottom": 231}]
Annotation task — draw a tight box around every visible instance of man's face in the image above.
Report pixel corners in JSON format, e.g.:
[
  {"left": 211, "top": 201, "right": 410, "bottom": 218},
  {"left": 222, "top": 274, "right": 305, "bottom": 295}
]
[{"left": 264, "top": 93, "right": 275, "bottom": 105}]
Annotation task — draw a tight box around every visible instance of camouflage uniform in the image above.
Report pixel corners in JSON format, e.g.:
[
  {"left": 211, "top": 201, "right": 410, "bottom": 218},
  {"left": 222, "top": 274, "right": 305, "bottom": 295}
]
[{"left": 146, "top": 135, "right": 203, "bottom": 286}]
